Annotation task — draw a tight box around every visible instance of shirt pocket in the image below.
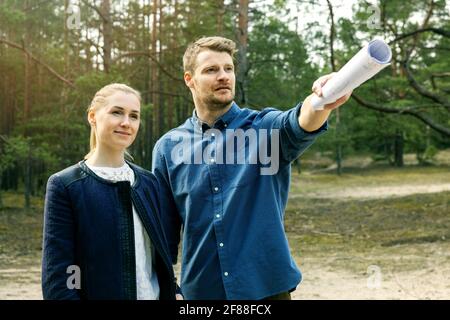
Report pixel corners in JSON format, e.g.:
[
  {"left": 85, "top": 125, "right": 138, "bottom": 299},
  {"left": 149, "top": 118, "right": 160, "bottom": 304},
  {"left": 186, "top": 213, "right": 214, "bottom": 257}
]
[
  {"left": 170, "top": 163, "right": 212, "bottom": 199},
  {"left": 222, "top": 162, "right": 260, "bottom": 188}
]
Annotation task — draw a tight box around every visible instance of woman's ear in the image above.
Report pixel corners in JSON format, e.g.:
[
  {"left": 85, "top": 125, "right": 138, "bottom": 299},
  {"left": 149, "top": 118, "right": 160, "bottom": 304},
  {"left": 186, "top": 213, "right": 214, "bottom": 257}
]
[{"left": 88, "top": 110, "right": 96, "bottom": 126}]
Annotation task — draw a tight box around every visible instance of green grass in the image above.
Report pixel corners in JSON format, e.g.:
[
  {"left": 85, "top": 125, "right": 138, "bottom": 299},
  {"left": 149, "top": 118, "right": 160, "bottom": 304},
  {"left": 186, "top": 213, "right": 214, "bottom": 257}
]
[
  {"left": 285, "top": 187, "right": 450, "bottom": 273},
  {"left": 0, "top": 192, "right": 44, "bottom": 268}
]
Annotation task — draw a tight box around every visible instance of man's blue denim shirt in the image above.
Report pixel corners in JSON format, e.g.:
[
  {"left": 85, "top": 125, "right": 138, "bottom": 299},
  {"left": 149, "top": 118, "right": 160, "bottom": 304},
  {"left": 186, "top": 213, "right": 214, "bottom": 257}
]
[{"left": 152, "top": 102, "right": 327, "bottom": 299}]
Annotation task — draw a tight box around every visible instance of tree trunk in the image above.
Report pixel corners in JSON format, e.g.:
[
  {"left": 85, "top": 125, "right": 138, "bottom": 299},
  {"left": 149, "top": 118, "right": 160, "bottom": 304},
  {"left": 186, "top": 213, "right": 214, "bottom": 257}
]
[
  {"left": 167, "top": 0, "right": 177, "bottom": 130},
  {"left": 158, "top": 0, "right": 164, "bottom": 134},
  {"left": 25, "top": 148, "right": 32, "bottom": 208},
  {"left": 64, "top": 0, "right": 71, "bottom": 86},
  {"left": 151, "top": 0, "right": 160, "bottom": 140},
  {"left": 296, "top": 157, "right": 301, "bottom": 174},
  {"left": 326, "top": 0, "right": 342, "bottom": 175},
  {"left": 23, "top": 1, "right": 32, "bottom": 208},
  {"left": 101, "top": 0, "right": 112, "bottom": 73},
  {"left": 394, "top": 129, "right": 404, "bottom": 167},
  {"left": 236, "top": 0, "right": 249, "bottom": 106},
  {"left": 24, "top": 53, "right": 30, "bottom": 130},
  {"left": 216, "top": 0, "right": 225, "bottom": 34}
]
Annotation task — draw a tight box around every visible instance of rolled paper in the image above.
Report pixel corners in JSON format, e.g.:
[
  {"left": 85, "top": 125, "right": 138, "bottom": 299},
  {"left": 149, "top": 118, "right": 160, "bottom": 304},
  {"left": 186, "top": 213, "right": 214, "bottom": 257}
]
[{"left": 311, "top": 38, "right": 392, "bottom": 110}]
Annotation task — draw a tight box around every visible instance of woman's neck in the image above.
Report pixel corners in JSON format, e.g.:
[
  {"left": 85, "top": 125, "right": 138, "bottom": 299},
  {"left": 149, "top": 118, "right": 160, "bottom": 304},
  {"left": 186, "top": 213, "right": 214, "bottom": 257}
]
[{"left": 85, "top": 146, "right": 125, "bottom": 168}]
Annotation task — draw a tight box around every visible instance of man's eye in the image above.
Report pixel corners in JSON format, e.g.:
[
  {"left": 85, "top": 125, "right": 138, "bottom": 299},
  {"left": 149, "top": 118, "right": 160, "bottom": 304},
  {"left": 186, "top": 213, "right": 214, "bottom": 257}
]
[
  {"left": 112, "top": 111, "right": 122, "bottom": 115},
  {"left": 131, "top": 115, "right": 139, "bottom": 120}
]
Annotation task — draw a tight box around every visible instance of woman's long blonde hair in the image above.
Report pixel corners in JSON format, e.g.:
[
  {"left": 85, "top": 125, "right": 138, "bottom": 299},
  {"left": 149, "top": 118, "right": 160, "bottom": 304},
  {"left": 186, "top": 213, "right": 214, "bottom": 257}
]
[{"left": 84, "top": 83, "right": 141, "bottom": 160}]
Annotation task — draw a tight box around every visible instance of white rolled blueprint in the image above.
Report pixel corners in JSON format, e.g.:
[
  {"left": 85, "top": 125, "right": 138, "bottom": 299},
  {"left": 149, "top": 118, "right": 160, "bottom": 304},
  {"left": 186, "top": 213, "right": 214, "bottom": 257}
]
[{"left": 311, "top": 39, "right": 392, "bottom": 110}]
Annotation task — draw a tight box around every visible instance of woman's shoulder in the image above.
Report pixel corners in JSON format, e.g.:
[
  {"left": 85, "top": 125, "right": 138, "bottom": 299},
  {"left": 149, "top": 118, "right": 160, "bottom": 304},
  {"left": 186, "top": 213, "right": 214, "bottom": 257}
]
[{"left": 48, "top": 161, "right": 86, "bottom": 188}]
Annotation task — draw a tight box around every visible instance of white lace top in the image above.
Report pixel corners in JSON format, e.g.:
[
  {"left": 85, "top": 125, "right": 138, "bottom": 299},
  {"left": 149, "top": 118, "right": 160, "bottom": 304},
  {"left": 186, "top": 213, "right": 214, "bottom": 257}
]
[{"left": 86, "top": 162, "right": 160, "bottom": 300}]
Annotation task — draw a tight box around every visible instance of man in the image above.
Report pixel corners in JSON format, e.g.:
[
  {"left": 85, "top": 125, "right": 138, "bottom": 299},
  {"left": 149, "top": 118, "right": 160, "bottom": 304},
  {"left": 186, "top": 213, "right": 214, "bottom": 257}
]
[{"left": 152, "top": 36, "right": 350, "bottom": 300}]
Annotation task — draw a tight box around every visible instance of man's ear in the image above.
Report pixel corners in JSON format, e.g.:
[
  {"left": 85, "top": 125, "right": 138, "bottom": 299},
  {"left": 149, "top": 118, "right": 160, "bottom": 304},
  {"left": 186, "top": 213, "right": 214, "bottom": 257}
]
[{"left": 184, "top": 71, "right": 193, "bottom": 88}]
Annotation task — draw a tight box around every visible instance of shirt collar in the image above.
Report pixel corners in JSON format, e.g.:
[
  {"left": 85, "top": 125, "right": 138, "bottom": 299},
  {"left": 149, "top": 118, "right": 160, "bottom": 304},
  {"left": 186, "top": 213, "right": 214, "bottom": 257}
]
[{"left": 192, "top": 102, "right": 241, "bottom": 132}]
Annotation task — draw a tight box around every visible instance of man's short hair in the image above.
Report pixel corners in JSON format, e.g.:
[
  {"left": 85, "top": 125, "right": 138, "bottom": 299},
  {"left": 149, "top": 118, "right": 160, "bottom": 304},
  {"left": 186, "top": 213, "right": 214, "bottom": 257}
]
[{"left": 183, "top": 36, "right": 238, "bottom": 74}]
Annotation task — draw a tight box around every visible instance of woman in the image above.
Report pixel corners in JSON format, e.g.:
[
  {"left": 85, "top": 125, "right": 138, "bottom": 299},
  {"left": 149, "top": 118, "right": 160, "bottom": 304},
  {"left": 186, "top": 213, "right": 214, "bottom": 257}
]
[{"left": 42, "top": 83, "right": 179, "bottom": 300}]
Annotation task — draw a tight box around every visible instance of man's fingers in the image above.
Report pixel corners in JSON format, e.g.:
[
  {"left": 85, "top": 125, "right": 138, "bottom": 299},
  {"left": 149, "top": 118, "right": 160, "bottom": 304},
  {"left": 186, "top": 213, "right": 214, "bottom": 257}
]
[
  {"left": 312, "top": 86, "right": 322, "bottom": 97},
  {"left": 312, "top": 80, "right": 323, "bottom": 97},
  {"left": 312, "top": 73, "right": 336, "bottom": 97}
]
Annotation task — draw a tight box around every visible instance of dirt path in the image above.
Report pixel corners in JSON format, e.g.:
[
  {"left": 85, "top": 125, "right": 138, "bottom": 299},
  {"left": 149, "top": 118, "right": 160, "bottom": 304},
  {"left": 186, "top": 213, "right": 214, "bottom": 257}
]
[
  {"left": 291, "top": 242, "right": 450, "bottom": 300},
  {"left": 291, "top": 265, "right": 450, "bottom": 300},
  {"left": 0, "top": 267, "right": 41, "bottom": 300},
  {"left": 2, "top": 247, "right": 450, "bottom": 300},
  {"left": 292, "top": 183, "right": 450, "bottom": 200}
]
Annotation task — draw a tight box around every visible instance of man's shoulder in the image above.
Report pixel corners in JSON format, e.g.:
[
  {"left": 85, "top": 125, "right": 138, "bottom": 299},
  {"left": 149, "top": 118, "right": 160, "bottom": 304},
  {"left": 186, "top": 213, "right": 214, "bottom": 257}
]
[
  {"left": 236, "top": 106, "right": 286, "bottom": 127},
  {"left": 240, "top": 105, "right": 284, "bottom": 118}
]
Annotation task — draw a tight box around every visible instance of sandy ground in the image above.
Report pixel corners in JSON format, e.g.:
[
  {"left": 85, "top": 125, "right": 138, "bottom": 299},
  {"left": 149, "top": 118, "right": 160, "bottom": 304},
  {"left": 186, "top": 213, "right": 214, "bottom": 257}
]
[
  {"left": 2, "top": 243, "right": 450, "bottom": 300},
  {"left": 292, "top": 183, "right": 450, "bottom": 200},
  {"left": 291, "top": 243, "right": 450, "bottom": 300},
  {"left": 1, "top": 182, "right": 449, "bottom": 300},
  {"left": 0, "top": 267, "right": 41, "bottom": 300}
]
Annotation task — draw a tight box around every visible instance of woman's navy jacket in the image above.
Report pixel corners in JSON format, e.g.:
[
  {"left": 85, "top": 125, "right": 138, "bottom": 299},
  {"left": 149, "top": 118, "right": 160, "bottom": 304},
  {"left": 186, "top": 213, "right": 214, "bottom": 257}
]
[{"left": 42, "top": 160, "right": 177, "bottom": 300}]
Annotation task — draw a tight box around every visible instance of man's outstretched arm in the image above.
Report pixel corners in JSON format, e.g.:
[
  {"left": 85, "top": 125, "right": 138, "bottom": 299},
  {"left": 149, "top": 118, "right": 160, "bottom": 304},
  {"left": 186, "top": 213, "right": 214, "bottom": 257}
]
[{"left": 299, "top": 73, "right": 352, "bottom": 132}]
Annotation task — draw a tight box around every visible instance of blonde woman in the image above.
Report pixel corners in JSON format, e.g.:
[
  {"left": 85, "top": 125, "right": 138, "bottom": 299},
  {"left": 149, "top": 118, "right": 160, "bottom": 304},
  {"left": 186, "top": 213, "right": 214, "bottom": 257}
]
[{"left": 42, "top": 84, "right": 179, "bottom": 300}]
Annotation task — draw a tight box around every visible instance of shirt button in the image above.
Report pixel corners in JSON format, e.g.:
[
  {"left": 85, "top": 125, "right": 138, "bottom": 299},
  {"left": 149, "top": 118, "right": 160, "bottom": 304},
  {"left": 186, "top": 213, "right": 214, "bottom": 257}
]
[
  {"left": 224, "top": 272, "right": 229, "bottom": 276},
  {"left": 210, "top": 158, "right": 215, "bottom": 163},
  {"left": 214, "top": 187, "right": 219, "bottom": 192},
  {"left": 216, "top": 214, "right": 220, "bottom": 218},
  {"left": 219, "top": 243, "right": 224, "bottom": 247},
  {"left": 224, "top": 123, "right": 228, "bottom": 128},
  {"left": 211, "top": 133, "right": 215, "bottom": 137}
]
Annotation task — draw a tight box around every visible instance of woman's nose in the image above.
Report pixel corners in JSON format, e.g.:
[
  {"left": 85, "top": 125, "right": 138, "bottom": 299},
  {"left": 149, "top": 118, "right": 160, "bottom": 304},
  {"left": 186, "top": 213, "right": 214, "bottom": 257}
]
[{"left": 121, "top": 116, "right": 130, "bottom": 127}]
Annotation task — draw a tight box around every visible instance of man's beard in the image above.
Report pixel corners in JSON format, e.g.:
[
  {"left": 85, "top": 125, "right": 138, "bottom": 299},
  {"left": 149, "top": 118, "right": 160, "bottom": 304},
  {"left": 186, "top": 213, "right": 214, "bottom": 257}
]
[{"left": 204, "top": 92, "right": 234, "bottom": 110}]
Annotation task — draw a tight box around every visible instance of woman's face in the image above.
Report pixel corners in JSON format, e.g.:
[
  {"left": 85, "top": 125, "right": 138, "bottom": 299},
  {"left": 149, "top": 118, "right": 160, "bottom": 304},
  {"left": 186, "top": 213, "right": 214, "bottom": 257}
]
[{"left": 89, "top": 91, "right": 141, "bottom": 153}]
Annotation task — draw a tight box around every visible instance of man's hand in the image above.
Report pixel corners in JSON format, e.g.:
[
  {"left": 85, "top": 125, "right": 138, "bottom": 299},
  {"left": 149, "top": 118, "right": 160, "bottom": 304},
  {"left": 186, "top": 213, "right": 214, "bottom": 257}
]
[
  {"left": 299, "top": 73, "right": 352, "bottom": 132},
  {"left": 311, "top": 73, "right": 352, "bottom": 110},
  {"left": 176, "top": 293, "right": 184, "bottom": 300}
]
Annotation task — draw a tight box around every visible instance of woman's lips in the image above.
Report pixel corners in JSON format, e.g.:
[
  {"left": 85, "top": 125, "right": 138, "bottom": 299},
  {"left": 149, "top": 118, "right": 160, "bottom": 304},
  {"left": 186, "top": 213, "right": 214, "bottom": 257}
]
[{"left": 114, "top": 131, "right": 131, "bottom": 136}]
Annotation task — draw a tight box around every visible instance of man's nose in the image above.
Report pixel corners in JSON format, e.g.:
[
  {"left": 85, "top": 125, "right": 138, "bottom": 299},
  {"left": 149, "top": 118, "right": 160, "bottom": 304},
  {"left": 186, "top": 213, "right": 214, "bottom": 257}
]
[{"left": 217, "top": 68, "right": 230, "bottom": 81}]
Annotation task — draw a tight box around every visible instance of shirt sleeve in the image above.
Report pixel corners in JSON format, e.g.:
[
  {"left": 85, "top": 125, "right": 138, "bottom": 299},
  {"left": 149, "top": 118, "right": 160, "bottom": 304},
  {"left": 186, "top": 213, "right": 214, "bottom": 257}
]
[
  {"left": 256, "top": 102, "right": 328, "bottom": 164},
  {"left": 152, "top": 140, "right": 182, "bottom": 265},
  {"left": 41, "top": 174, "right": 80, "bottom": 300}
]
